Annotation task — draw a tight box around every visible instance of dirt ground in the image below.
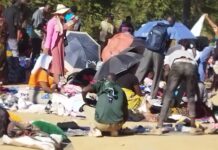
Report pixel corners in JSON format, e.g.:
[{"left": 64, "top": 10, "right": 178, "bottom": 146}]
[{"left": 0, "top": 94, "right": 218, "bottom": 150}]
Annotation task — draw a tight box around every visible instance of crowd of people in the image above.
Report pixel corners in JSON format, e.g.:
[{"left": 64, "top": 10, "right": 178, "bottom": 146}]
[{"left": 1, "top": 0, "right": 218, "bottom": 150}]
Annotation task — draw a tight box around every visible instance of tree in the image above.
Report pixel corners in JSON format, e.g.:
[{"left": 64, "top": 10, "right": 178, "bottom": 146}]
[
  {"left": 183, "top": 0, "right": 191, "bottom": 28},
  {"left": 1, "top": 0, "right": 218, "bottom": 37}
]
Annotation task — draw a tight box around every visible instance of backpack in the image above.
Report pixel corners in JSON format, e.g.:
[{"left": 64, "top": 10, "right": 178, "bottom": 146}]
[{"left": 145, "top": 23, "right": 170, "bottom": 52}]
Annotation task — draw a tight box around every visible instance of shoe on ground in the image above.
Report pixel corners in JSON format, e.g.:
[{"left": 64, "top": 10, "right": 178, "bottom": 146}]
[
  {"left": 2, "top": 135, "right": 12, "bottom": 144},
  {"left": 88, "top": 128, "right": 102, "bottom": 137}
]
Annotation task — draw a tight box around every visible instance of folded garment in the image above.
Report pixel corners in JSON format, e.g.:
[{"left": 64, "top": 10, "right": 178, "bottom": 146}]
[
  {"left": 66, "top": 129, "right": 89, "bottom": 136},
  {"left": 57, "top": 121, "right": 79, "bottom": 131}
]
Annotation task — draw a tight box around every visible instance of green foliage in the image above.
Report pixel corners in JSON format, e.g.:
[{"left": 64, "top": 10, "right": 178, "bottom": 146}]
[
  {"left": 0, "top": 0, "right": 10, "bottom": 6},
  {"left": 1, "top": 0, "right": 218, "bottom": 38}
]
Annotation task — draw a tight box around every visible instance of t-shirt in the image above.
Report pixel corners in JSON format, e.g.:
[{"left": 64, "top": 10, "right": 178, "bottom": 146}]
[
  {"left": 65, "top": 13, "right": 74, "bottom": 22},
  {"left": 116, "top": 73, "right": 139, "bottom": 91},
  {"left": 199, "top": 46, "right": 214, "bottom": 62},
  {"left": 164, "top": 45, "right": 196, "bottom": 68},
  {"left": 32, "top": 7, "right": 45, "bottom": 38},
  {"left": 28, "top": 69, "right": 54, "bottom": 88},
  {"left": 32, "top": 7, "right": 44, "bottom": 29},
  {"left": 99, "top": 20, "right": 114, "bottom": 42},
  {"left": 91, "top": 80, "right": 128, "bottom": 124}
]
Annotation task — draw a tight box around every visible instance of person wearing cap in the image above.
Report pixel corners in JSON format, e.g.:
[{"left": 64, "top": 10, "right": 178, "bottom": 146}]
[{"left": 43, "top": 4, "right": 71, "bottom": 84}]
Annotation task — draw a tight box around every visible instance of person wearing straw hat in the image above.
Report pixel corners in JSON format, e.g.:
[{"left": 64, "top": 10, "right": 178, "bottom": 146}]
[{"left": 43, "top": 4, "right": 70, "bottom": 84}]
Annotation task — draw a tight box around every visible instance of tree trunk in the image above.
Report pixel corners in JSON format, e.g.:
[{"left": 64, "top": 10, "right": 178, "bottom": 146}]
[{"left": 183, "top": 0, "right": 191, "bottom": 28}]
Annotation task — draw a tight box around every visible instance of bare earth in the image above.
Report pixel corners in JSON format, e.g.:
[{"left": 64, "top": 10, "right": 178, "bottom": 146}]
[{"left": 1, "top": 94, "right": 218, "bottom": 150}]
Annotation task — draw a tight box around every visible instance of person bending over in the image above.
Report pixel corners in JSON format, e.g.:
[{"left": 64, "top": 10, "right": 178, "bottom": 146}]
[{"left": 82, "top": 73, "right": 128, "bottom": 137}]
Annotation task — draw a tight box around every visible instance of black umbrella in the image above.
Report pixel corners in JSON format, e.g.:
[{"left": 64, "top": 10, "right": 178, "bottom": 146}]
[
  {"left": 94, "top": 52, "right": 143, "bottom": 80},
  {"left": 65, "top": 31, "right": 100, "bottom": 69}
]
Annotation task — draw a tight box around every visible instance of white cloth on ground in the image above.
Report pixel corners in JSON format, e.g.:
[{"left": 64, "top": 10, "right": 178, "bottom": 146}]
[
  {"left": 51, "top": 93, "right": 85, "bottom": 116},
  {"left": 2, "top": 135, "right": 56, "bottom": 150}
]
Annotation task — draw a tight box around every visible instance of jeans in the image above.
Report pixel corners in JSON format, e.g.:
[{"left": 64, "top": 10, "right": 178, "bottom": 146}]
[
  {"left": 198, "top": 60, "right": 207, "bottom": 82},
  {"left": 158, "top": 62, "right": 198, "bottom": 127}
]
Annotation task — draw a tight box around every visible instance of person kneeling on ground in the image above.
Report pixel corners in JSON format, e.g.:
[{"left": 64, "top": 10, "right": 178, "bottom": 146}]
[
  {"left": 82, "top": 73, "right": 128, "bottom": 137},
  {"left": 28, "top": 67, "right": 57, "bottom": 104}
]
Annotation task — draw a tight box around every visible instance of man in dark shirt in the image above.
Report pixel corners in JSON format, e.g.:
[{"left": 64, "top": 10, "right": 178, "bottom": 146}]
[
  {"left": 4, "top": 0, "right": 30, "bottom": 57},
  {"left": 4, "top": 0, "right": 20, "bottom": 57}
]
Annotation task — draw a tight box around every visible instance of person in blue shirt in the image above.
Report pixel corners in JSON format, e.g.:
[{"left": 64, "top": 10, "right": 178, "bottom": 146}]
[
  {"left": 196, "top": 37, "right": 214, "bottom": 82},
  {"left": 134, "top": 16, "right": 175, "bottom": 99},
  {"left": 65, "top": 5, "right": 77, "bottom": 22},
  {"left": 64, "top": 5, "right": 81, "bottom": 31}
]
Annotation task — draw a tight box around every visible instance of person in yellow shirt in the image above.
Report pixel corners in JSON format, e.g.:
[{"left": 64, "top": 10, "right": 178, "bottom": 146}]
[
  {"left": 29, "top": 68, "right": 57, "bottom": 93},
  {"left": 28, "top": 68, "right": 57, "bottom": 104}
]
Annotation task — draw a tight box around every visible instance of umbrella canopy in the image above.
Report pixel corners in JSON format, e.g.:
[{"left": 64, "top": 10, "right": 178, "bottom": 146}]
[
  {"left": 65, "top": 31, "right": 100, "bottom": 69},
  {"left": 129, "top": 38, "right": 146, "bottom": 54},
  {"left": 134, "top": 20, "right": 195, "bottom": 40},
  {"left": 101, "top": 32, "right": 133, "bottom": 62},
  {"left": 134, "top": 20, "right": 167, "bottom": 37},
  {"left": 170, "top": 22, "right": 195, "bottom": 40},
  {"left": 94, "top": 52, "right": 143, "bottom": 80}
]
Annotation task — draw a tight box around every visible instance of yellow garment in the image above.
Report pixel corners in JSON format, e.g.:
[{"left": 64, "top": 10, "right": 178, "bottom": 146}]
[
  {"left": 28, "top": 68, "right": 54, "bottom": 88},
  {"left": 8, "top": 112, "right": 22, "bottom": 122},
  {"left": 6, "top": 50, "right": 13, "bottom": 57},
  {"left": 122, "top": 88, "right": 142, "bottom": 110}
]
